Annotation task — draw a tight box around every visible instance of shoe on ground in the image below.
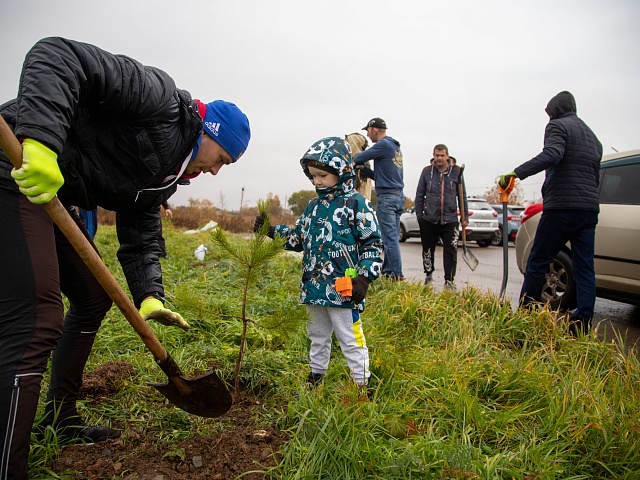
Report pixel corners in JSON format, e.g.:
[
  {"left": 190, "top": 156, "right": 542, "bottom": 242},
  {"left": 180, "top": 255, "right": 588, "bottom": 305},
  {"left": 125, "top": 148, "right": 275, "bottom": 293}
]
[
  {"left": 355, "top": 381, "right": 376, "bottom": 399},
  {"left": 569, "top": 319, "right": 591, "bottom": 337},
  {"left": 424, "top": 274, "right": 433, "bottom": 286},
  {"left": 76, "top": 424, "right": 121, "bottom": 443},
  {"left": 444, "top": 281, "right": 456, "bottom": 292},
  {"left": 306, "top": 372, "right": 324, "bottom": 388},
  {"left": 39, "top": 419, "right": 120, "bottom": 444}
]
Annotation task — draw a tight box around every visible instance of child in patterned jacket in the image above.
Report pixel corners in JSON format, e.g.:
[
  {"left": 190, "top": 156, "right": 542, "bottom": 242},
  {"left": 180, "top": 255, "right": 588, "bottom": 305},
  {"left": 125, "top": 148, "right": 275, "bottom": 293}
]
[{"left": 254, "top": 137, "right": 382, "bottom": 387}]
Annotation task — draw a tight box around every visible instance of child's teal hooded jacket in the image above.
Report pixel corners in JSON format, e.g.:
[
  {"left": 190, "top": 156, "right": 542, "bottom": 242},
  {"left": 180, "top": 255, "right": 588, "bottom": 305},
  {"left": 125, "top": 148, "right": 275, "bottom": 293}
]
[{"left": 274, "top": 137, "right": 382, "bottom": 310}]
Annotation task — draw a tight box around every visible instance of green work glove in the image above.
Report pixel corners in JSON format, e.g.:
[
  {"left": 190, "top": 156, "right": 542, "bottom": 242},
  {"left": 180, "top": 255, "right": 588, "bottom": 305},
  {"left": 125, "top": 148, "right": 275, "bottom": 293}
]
[
  {"left": 139, "top": 298, "right": 190, "bottom": 331},
  {"left": 498, "top": 171, "right": 517, "bottom": 189},
  {"left": 11, "top": 139, "right": 64, "bottom": 204}
]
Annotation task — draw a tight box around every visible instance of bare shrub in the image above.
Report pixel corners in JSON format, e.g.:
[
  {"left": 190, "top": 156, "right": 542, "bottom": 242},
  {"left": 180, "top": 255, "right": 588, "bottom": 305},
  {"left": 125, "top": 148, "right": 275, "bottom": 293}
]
[{"left": 98, "top": 206, "right": 297, "bottom": 233}]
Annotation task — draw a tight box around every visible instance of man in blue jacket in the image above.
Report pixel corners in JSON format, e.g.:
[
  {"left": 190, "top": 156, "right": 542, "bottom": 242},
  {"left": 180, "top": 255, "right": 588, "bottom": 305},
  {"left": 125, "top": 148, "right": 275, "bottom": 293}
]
[
  {"left": 499, "top": 91, "right": 602, "bottom": 335},
  {"left": 354, "top": 118, "right": 405, "bottom": 280},
  {"left": 0, "top": 37, "right": 250, "bottom": 479}
]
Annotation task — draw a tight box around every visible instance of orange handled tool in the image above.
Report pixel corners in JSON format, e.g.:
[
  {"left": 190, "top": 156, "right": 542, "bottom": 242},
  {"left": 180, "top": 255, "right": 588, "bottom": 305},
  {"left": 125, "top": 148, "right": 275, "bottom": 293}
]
[
  {"left": 335, "top": 276, "right": 354, "bottom": 296},
  {"left": 335, "top": 244, "right": 358, "bottom": 297},
  {"left": 498, "top": 176, "right": 516, "bottom": 301},
  {"left": 500, "top": 177, "right": 515, "bottom": 203}
]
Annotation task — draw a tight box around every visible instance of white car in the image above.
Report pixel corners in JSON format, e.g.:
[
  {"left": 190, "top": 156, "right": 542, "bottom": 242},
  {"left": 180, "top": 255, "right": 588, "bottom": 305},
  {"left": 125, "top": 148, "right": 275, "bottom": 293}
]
[
  {"left": 400, "top": 197, "right": 499, "bottom": 247},
  {"left": 515, "top": 149, "right": 640, "bottom": 309}
]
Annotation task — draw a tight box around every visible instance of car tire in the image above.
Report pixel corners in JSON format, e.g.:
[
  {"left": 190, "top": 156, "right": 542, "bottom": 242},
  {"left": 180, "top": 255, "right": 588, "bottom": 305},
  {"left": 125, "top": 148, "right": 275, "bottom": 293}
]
[
  {"left": 399, "top": 224, "right": 407, "bottom": 243},
  {"left": 492, "top": 230, "right": 503, "bottom": 246},
  {"left": 540, "top": 250, "right": 577, "bottom": 311},
  {"left": 477, "top": 239, "right": 492, "bottom": 248}
]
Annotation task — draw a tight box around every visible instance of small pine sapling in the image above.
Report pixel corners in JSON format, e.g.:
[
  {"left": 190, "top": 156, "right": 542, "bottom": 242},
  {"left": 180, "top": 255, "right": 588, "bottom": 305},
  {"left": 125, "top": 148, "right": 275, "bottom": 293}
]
[{"left": 209, "top": 199, "right": 286, "bottom": 398}]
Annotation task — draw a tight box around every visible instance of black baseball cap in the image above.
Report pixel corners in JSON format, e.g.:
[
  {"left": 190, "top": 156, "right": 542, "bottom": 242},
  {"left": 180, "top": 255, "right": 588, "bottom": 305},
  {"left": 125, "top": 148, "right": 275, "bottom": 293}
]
[{"left": 362, "top": 117, "right": 387, "bottom": 130}]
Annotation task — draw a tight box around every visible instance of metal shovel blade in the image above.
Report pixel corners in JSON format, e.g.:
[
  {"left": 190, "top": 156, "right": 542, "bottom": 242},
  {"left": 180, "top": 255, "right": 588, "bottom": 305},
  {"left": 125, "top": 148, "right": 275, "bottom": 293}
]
[
  {"left": 462, "top": 243, "right": 479, "bottom": 271},
  {"left": 149, "top": 370, "right": 232, "bottom": 418}
]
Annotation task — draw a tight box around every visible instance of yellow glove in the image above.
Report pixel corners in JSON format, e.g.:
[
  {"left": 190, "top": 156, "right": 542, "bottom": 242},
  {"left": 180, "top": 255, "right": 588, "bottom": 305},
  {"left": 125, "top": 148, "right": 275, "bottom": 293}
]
[
  {"left": 139, "top": 298, "right": 190, "bottom": 331},
  {"left": 11, "top": 139, "right": 64, "bottom": 204}
]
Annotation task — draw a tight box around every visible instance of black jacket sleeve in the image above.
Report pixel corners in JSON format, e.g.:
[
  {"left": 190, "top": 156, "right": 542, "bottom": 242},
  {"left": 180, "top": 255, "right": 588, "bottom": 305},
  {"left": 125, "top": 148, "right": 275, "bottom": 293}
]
[
  {"left": 116, "top": 208, "right": 164, "bottom": 308},
  {"left": 514, "top": 121, "right": 567, "bottom": 181},
  {"left": 13, "top": 36, "right": 177, "bottom": 154}
]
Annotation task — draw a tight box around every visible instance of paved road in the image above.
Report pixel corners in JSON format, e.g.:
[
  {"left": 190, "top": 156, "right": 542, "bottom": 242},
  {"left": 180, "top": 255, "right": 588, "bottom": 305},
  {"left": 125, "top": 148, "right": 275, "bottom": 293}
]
[{"left": 399, "top": 239, "right": 640, "bottom": 352}]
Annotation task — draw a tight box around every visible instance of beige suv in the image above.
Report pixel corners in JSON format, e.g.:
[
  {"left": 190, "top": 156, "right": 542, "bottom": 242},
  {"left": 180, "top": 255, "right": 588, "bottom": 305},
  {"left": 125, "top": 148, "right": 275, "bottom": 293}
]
[{"left": 515, "top": 149, "right": 640, "bottom": 309}]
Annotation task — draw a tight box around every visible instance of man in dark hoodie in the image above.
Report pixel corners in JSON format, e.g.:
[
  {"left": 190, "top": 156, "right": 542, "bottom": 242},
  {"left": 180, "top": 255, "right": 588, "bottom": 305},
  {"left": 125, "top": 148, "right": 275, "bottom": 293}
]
[
  {"left": 499, "top": 91, "right": 602, "bottom": 335},
  {"left": 354, "top": 118, "right": 405, "bottom": 280}
]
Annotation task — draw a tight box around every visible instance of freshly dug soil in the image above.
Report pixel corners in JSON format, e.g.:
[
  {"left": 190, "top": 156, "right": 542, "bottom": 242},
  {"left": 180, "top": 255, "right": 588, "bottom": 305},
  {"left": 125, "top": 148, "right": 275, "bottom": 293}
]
[{"left": 51, "top": 362, "right": 285, "bottom": 479}]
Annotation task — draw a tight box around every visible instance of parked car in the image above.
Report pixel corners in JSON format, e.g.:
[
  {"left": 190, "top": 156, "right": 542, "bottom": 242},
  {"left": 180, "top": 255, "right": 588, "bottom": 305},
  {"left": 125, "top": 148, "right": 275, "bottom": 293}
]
[
  {"left": 399, "top": 197, "right": 499, "bottom": 247},
  {"left": 399, "top": 208, "right": 420, "bottom": 241},
  {"left": 490, "top": 204, "right": 523, "bottom": 246},
  {"left": 509, "top": 205, "right": 525, "bottom": 218},
  {"left": 515, "top": 149, "right": 640, "bottom": 309}
]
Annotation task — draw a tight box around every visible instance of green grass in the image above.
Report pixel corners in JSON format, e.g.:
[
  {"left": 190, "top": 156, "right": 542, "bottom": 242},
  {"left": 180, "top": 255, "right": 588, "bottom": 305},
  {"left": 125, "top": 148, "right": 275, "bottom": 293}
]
[{"left": 29, "top": 223, "right": 640, "bottom": 479}]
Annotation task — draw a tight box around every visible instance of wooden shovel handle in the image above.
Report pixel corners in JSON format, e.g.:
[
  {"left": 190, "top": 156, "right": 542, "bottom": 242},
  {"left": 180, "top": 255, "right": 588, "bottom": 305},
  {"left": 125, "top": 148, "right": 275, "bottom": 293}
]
[
  {"left": 457, "top": 164, "right": 467, "bottom": 244},
  {"left": 0, "top": 115, "right": 172, "bottom": 366}
]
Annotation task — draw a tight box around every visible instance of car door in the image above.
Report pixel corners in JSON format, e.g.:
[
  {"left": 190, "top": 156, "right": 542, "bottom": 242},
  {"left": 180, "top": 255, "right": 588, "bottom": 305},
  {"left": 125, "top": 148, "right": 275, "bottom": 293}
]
[{"left": 595, "top": 158, "right": 640, "bottom": 297}]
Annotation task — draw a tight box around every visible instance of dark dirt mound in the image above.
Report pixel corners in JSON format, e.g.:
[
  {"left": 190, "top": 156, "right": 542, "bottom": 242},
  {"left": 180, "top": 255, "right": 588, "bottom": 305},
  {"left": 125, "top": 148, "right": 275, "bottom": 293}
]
[
  {"left": 79, "top": 361, "right": 136, "bottom": 400},
  {"left": 52, "top": 362, "right": 285, "bottom": 479}
]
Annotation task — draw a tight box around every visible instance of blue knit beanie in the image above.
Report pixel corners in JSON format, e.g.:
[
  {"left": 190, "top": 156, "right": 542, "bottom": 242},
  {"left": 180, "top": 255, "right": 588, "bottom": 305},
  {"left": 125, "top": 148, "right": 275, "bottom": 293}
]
[{"left": 202, "top": 100, "right": 251, "bottom": 162}]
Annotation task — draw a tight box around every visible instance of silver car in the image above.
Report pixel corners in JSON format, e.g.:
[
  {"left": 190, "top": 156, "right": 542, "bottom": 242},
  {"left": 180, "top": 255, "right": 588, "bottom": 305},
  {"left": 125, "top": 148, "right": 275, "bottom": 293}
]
[
  {"left": 399, "top": 197, "right": 499, "bottom": 247},
  {"left": 515, "top": 149, "right": 640, "bottom": 309}
]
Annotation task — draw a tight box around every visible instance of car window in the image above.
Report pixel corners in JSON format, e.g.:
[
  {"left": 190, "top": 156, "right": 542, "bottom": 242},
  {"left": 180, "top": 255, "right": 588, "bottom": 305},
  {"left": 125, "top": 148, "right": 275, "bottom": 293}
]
[
  {"left": 509, "top": 207, "right": 524, "bottom": 215},
  {"left": 600, "top": 163, "right": 640, "bottom": 205},
  {"left": 468, "top": 201, "right": 492, "bottom": 210}
]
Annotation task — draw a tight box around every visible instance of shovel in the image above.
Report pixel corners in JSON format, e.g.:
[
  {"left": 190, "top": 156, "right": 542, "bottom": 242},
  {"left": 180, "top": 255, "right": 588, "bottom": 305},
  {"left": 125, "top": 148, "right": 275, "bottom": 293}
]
[
  {"left": 457, "top": 164, "right": 479, "bottom": 271},
  {"left": 498, "top": 177, "right": 516, "bottom": 301},
  {"left": 0, "top": 116, "right": 231, "bottom": 418}
]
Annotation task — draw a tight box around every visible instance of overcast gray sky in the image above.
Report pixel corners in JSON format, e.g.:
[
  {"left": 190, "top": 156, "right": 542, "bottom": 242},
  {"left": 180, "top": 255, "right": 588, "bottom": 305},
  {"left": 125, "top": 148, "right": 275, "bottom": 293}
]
[{"left": 1, "top": 0, "right": 638, "bottom": 210}]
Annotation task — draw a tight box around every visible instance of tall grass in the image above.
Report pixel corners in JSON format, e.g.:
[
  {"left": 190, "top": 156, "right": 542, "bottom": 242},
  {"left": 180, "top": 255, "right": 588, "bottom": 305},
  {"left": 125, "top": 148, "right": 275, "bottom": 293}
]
[
  {"left": 29, "top": 223, "right": 640, "bottom": 479},
  {"left": 270, "top": 284, "right": 640, "bottom": 479}
]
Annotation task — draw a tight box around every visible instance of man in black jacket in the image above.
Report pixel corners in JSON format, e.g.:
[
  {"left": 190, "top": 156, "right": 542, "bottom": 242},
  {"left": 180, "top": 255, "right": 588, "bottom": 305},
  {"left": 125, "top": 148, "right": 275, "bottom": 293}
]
[
  {"left": 0, "top": 37, "right": 250, "bottom": 479},
  {"left": 499, "top": 91, "right": 602, "bottom": 336}
]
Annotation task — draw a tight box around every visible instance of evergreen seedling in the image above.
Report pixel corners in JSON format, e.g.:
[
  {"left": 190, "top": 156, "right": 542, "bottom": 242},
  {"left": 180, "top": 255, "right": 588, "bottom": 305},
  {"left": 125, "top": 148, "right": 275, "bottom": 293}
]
[{"left": 209, "top": 199, "right": 286, "bottom": 398}]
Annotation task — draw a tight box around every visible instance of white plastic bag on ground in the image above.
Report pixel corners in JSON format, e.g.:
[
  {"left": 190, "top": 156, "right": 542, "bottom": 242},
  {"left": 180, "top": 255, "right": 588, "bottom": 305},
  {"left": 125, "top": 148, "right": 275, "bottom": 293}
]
[{"left": 194, "top": 244, "right": 208, "bottom": 261}]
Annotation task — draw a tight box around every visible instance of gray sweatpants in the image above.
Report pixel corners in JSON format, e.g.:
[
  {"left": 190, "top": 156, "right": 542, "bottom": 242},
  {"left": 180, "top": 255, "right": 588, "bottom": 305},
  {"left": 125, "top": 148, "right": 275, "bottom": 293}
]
[{"left": 306, "top": 305, "right": 370, "bottom": 385}]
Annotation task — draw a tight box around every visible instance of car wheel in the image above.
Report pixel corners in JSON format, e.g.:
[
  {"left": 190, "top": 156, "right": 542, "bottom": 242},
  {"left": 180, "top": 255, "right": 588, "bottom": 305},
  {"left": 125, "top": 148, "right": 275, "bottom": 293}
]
[
  {"left": 399, "top": 224, "right": 407, "bottom": 243},
  {"left": 540, "top": 250, "right": 577, "bottom": 311},
  {"left": 492, "top": 230, "right": 502, "bottom": 246},
  {"left": 477, "top": 239, "right": 492, "bottom": 248}
]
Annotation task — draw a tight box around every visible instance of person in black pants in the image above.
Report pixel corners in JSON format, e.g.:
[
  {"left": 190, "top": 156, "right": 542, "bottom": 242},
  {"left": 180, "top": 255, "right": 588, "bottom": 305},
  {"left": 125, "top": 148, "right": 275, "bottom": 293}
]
[
  {"left": 499, "top": 91, "right": 602, "bottom": 335},
  {"left": 414, "top": 144, "right": 468, "bottom": 289},
  {"left": 0, "top": 37, "right": 250, "bottom": 480}
]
